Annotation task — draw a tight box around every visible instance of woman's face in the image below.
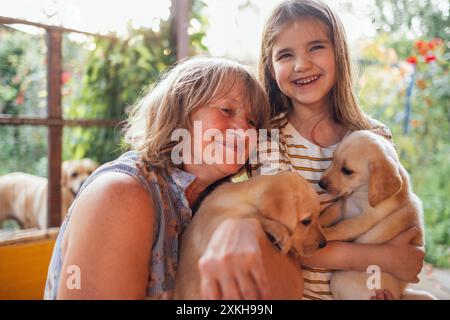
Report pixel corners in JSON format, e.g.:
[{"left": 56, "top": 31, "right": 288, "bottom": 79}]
[{"left": 187, "top": 78, "right": 257, "bottom": 179}]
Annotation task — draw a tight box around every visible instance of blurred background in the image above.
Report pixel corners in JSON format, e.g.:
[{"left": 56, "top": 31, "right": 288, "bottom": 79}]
[{"left": 0, "top": 0, "right": 449, "bottom": 298}]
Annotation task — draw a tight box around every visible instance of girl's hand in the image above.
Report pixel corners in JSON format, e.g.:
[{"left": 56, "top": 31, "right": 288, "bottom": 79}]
[
  {"left": 198, "top": 218, "right": 271, "bottom": 300},
  {"left": 384, "top": 227, "right": 425, "bottom": 283},
  {"left": 371, "top": 289, "right": 395, "bottom": 300}
]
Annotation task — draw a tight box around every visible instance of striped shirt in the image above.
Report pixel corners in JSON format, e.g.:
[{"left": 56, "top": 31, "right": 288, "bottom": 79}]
[
  {"left": 250, "top": 117, "right": 392, "bottom": 300},
  {"left": 44, "top": 151, "right": 196, "bottom": 299}
]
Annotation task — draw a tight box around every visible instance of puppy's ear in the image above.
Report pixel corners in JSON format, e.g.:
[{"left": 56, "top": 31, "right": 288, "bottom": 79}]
[
  {"left": 260, "top": 190, "right": 299, "bottom": 233},
  {"left": 61, "top": 160, "right": 70, "bottom": 187},
  {"left": 368, "top": 156, "right": 402, "bottom": 207}
]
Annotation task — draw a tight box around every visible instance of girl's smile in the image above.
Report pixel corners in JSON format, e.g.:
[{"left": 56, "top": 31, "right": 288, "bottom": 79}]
[{"left": 271, "top": 18, "right": 336, "bottom": 111}]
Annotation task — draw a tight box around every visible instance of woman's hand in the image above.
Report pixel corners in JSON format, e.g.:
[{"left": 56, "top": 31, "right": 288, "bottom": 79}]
[
  {"left": 198, "top": 218, "right": 271, "bottom": 300},
  {"left": 384, "top": 227, "right": 425, "bottom": 283}
]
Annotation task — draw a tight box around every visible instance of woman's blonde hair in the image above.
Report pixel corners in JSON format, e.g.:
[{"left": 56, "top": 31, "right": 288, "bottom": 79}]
[
  {"left": 259, "top": 0, "right": 371, "bottom": 130},
  {"left": 124, "top": 56, "right": 271, "bottom": 169}
]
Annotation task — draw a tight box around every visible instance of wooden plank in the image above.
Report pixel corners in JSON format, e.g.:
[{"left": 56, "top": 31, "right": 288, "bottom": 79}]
[
  {"left": 0, "top": 228, "right": 59, "bottom": 246},
  {"left": 0, "top": 15, "right": 117, "bottom": 40},
  {"left": 0, "top": 116, "right": 122, "bottom": 127},
  {"left": 47, "top": 29, "right": 63, "bottom": 228},
  {"left": 171, "top": 0, "right": 191, "bottom": 61}
]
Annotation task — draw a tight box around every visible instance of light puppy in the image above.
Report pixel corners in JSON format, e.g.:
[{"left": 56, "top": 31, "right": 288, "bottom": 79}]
[
  {"left": 0, "top": 158, "right": 98, "bottom": 229},
  {"left": 174, "top": 171, "right": 327, "bottom": 300},
  {"left": 318, "top": 130, "right": 434, "bottom": 300}
]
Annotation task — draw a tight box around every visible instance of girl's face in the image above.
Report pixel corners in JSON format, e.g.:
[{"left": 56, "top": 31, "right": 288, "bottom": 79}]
[
  {"left": 271, "top": 18, "right": 336, "bottom": 111},
  {"left": 187, "top": 78, "right": 257, "bottom": 179}
]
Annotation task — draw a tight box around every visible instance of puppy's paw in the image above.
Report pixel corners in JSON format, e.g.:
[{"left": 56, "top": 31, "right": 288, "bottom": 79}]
[
  {"left": 322, "top": 227, "right": 338, "bottom": 241},
  {"left": 259, "top": 218, "right": 292, "bottom": 254}
]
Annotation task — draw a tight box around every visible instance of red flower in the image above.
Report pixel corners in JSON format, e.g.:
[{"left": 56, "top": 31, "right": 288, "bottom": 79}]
[
  {"left": 61, "top": 71, "right": 72, "bottom": 84},
  {"left": 406, "top": 56, "right": 418, "bottom": 64},
  {"left": 425, "top": 54, "right": 437, "bottom": 64},
  {"left": 415, "top": 40, "right": 426, "bottom": 50}
]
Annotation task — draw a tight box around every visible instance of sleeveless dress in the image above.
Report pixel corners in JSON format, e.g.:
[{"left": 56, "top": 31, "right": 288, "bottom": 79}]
[{"left": 44, "top": 150, "right": 196, "bottom": 299}]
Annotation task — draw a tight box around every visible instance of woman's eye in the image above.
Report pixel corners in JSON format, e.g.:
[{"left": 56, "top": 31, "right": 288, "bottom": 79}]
[
  {"left": 341, "top": 167, "right": 353, "bottom": 176},
  {"left": 248, "top": 119, "right": 256, "bottom": 127},
  {"left": 220, "top": 107, "right": 233, "bottom": 116}
]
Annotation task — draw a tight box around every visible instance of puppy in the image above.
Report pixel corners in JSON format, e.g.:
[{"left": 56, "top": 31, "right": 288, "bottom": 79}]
[
  {"left": 173, "top": 171, "right": 327, "bottom": 299},
  {"left": 318, "top": 130, "right": 434, "bottom": 300},
  {"left": 0, "top": 158, "right": 98, "bottom": 229}
]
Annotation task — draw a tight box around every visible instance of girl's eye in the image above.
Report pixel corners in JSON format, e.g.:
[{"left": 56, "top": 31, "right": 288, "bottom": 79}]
[
  {"left": 341, "top": 166, "right": 353, "bottom": 176},
  {"left": 279, "top": 53, "right": 291, "bottom": 60},
  {"left": 311, "top": 45, "right": 325, "bottom": 51},
  {"left": 248, "top": 119, "right": 256, "bottom": 127}
]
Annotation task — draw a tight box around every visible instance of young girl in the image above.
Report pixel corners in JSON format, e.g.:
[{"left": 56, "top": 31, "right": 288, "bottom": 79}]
[
  {"left": 44, "top": 56, "right": 278, "bottom": 299},
  {"left": 252, "top": 0, "right": 425, "bottom": 300}
]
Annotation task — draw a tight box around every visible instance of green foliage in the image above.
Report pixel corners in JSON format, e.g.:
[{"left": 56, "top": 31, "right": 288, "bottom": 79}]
[
  {"left": 358, "top": 2, "right": 450, "bottom": 267},
  {"left": 372, "top": 0, "right": 449, "bottom": 47},
  {"left": 63, "top": 0, "right": 209, "bottom": 164},
  {"left": 0, "top": 26, "right": 48, "bottom": 176}
]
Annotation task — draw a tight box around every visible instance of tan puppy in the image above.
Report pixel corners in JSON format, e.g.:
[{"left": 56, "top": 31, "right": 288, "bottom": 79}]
[
  {"left": 318, "top": 130, "right": 434, "bottom": 300},
  {"left": 173, "top": 171, "right": 327, "bottom": 299},
  {"left": 0, "top": 158, "right": 98, "bottom": 229}
]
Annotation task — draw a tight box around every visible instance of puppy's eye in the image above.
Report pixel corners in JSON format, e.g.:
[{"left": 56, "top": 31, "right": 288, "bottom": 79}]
[
  {"left": 341, "top": 167, "right": 353, "bottom": 176},
  {"left": 71, "top": 172, "right": 79, "bottom": 178},
  {"left": 301, "top": 219, "right": 312, "bottom": 226}
]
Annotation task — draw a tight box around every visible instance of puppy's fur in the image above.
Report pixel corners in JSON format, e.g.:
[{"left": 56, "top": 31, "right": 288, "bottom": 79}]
[
  {"left": 0, "top": 159, "right": 98, "bottom": 229},
  {"left": 173, "top": 171, "right": 327, "bottom": 299},
  {"left": 318, "top": 130, "right": 434, "bottom": 300}
]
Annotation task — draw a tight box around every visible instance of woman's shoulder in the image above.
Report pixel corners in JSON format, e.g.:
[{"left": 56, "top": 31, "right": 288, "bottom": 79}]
[{"left": 366, "top": 117, "right": 394, "bottom": 143}]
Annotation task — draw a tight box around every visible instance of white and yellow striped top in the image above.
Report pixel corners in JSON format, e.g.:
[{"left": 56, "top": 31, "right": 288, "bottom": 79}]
[{"left": 250, "top": 118, "right": 392, "bottom": 300}]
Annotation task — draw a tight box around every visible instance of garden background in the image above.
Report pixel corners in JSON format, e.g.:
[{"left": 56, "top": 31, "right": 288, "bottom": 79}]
[{"left": 0, "top": 0, "right": 449, "bottom": 296}]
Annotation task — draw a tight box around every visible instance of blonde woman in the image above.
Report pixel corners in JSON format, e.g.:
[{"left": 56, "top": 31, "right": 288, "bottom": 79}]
[
  {"left": 253, "top": 0, "right": 425, "bottom": 300},
  {"left": 44, "top": 57, "right": 283, "bottom": 299}
]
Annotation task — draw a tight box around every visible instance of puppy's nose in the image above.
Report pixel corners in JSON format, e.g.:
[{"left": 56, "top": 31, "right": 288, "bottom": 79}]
[
  {"left": 319, "top": 241, "right": 327, "bottom": 249},
  {"left": 318, "top": 179, "right": 328, "bottom": 191}
]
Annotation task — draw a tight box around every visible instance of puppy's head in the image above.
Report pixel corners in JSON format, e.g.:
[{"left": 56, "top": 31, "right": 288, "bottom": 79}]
[
  {"left": 257, "top": 171, "right": 327, "bottom": 257},
  {"left": 62, "top": 158, "right": 99, "bottom": 197},
  {"left": 318, "top": 130, "right": 403, "bottom": 207}
]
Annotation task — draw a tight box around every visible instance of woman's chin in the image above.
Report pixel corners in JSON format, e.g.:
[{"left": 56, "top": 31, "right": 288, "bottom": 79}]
[{"left": 215, "top": 163, "right": 245, "bottom": 177}]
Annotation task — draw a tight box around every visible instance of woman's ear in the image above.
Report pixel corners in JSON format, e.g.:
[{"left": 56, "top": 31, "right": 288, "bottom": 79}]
[{"left": 368, "top": 156, "right": 402, "bottom": 207}]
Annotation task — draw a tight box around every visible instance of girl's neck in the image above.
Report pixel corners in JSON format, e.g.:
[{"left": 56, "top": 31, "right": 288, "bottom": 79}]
[{"left": 288, "top": 100, "right": 346, "bottom": 148}]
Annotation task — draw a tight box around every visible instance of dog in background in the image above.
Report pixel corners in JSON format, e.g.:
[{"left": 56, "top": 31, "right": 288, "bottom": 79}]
[
  {"left": 318, "top": 130, "right": 435, "bottom": 300},
  {"left": 173, "top": 171, "right": 327, "bottom": 299},
  {"left": 0, "top": 158, "right": 99, "bottom": 230}
]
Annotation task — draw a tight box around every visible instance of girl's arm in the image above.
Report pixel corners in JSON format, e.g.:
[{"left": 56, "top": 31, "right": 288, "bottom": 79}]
[
  {"left": 302, "top": 227, "right": 424, "bottom": 283},
  {"left": 57, "top": 172, "right": 155, "bottom": 299}
]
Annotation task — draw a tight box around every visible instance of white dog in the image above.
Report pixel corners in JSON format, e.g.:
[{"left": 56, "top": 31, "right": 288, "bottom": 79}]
[{"left": 0, "top": 159, "right": 98, "bottom": 229}]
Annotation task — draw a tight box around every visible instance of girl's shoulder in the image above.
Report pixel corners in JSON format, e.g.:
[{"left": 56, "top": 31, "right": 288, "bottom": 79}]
[{"left": 366, "top": 117, "right": 394, "bottom": 143}]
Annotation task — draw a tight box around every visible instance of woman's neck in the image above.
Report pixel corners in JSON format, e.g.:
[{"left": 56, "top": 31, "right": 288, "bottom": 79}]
[
  {"left": 182, "top": 164, "right": 220, "bottom": 207},
  {"left": 288, "top": 100, "right": 346, "bottom": 147}
]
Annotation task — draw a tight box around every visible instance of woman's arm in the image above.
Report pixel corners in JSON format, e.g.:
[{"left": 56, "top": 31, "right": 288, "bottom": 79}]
[
  {"left": 302, "top": 227, "right": 424, "bottom": 283},
  {"left": 57, "top": 172, "right": 155, "bottom": 299},
  {"left": 198, "top": 218, "right": 303, "bottom": 300}
]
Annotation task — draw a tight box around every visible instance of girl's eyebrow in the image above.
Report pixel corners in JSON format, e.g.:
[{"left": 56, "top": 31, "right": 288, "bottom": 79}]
[{"left": 307, "top": 39, "right": 330, "bottom": 46}]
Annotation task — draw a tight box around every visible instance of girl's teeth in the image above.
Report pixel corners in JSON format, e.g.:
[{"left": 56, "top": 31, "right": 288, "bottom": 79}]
[{"left": 294, "top": 75, "right": 320, "bottom": 85}]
